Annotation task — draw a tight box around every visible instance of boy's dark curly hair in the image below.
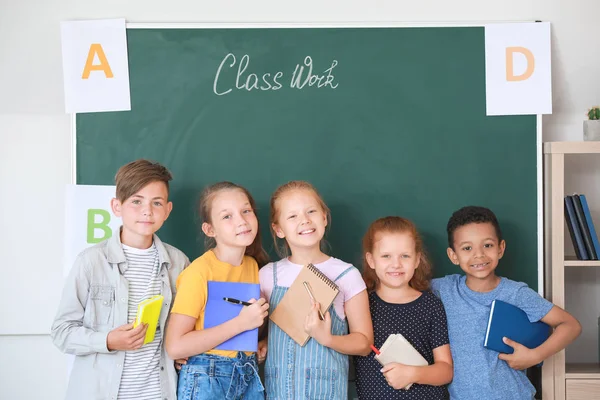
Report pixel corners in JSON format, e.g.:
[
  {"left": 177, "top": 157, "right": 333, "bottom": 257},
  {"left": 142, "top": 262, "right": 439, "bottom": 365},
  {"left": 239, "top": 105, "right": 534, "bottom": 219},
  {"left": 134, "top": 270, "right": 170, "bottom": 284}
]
[{"left": 447, "top": 206, "right": 503, "bottom": 249}]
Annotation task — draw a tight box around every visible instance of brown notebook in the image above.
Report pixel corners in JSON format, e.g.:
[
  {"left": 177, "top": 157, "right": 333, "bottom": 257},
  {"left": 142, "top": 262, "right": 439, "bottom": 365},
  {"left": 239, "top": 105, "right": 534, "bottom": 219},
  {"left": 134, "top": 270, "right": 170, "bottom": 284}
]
[{"left": 269, "top": 263, "right": 340, "bottom": 346}]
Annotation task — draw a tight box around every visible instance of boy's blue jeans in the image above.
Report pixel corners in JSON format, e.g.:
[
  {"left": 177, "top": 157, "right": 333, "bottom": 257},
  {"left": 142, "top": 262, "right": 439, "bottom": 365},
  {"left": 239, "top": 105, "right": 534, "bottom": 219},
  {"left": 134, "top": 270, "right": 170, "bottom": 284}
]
[{"left": 177, "top": 352, "right": 265, "bottom": 400}]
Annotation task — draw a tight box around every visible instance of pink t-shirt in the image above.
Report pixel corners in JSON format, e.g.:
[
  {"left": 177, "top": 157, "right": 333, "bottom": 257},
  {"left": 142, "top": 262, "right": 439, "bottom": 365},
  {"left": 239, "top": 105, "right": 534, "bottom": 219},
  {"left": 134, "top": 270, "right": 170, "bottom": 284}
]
[{"left": 259, "top": 257, "right": 366, "bottom": 319}]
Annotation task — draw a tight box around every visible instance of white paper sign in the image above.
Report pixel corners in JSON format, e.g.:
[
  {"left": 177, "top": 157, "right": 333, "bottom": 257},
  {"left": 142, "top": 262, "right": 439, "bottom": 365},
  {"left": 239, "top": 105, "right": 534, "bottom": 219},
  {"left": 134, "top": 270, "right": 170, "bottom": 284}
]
[
  {"left": 63, "top": 184, "right": 121, "bottom": 378},
  {"left": 60, "top": 18, "right": 131, "bottom": 113},
  {"left": 485, "top": 22, "right": 552, "bottom": 116},
  {"left": 64, "top": 184, "right": 121, "bottom": 277}
]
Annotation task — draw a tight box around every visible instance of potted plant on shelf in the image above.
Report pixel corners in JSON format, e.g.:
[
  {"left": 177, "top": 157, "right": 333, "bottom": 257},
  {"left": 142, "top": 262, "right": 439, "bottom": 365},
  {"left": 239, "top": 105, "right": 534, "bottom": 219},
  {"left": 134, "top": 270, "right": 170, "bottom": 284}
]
[{"left": 584, "top": 106, "right": 600, "bottom": 141}]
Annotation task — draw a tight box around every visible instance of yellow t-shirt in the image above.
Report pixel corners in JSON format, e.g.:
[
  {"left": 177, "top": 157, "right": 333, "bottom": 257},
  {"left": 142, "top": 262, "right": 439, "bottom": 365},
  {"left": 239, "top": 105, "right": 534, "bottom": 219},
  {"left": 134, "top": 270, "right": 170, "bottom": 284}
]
[{"left": 170, "top": 249, "right": 259, "bottom": 358}]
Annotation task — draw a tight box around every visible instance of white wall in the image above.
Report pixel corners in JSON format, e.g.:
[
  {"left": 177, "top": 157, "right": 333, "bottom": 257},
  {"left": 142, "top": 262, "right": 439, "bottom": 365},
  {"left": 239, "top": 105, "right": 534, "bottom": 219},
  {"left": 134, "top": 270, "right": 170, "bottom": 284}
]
[{"left": 1, "top": 1, "right": 599, "bottom": 398}]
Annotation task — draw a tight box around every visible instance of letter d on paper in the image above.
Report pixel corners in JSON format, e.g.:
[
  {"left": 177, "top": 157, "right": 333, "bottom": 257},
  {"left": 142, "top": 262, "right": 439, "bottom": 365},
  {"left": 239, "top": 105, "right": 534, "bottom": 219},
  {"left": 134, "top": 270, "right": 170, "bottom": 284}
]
[{"left": 506, "top": 47, "right": 534, "bottom": 82}]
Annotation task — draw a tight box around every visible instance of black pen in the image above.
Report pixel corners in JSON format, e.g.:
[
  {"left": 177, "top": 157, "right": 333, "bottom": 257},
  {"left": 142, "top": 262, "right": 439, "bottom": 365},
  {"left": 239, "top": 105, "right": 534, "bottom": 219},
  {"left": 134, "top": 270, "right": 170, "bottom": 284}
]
[{"left": 223, "top": 297, "right": 252, "bottom": 306}]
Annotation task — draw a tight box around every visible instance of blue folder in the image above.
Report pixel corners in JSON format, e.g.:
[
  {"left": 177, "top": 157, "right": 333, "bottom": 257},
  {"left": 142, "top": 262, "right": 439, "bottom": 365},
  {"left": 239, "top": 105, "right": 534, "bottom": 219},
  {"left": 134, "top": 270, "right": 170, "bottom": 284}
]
[
  {"left": 204, "top": 281, "right": 260, "bottom": 352},
  {"left": 483, "top": 300, "right": 551, "bottom": 355}
]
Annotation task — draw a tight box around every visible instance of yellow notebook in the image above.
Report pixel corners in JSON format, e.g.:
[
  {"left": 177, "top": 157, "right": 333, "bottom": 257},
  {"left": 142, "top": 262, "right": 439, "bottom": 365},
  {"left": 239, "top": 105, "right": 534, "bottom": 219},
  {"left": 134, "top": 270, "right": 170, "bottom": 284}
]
[{"left": 134, "top": 294, "right": 164, "bottom": 345}]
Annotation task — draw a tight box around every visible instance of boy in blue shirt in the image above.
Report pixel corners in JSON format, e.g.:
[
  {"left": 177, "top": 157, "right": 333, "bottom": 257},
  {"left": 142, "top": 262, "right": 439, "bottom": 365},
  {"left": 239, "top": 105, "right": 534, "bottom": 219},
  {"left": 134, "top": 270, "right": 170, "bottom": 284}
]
[{"left": 431, "top": 206, "right": 581, "bottom": 400}]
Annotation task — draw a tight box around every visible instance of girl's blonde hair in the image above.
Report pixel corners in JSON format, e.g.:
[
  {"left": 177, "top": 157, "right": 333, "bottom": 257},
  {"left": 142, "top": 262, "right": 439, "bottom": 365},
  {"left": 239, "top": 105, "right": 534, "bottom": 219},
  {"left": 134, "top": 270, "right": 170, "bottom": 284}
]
[
  {"left": 269, "top": 180, "right": 331, "bottom": 258},
  {"left": 199, "top": 181, "right": 269, "bottom": 267},
  {"left": 362, "top": 216, "right": 432, "bottom": 292}
]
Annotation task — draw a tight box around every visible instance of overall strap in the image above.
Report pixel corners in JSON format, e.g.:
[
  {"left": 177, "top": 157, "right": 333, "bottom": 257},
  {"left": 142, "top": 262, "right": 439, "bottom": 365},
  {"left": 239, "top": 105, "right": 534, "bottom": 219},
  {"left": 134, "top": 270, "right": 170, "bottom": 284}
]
[
  {"left": 333, "top": 266, "right": 354, "bottom": 282},
  {"left": 272, "top": 262, "right": 278, "bottom": 286}
]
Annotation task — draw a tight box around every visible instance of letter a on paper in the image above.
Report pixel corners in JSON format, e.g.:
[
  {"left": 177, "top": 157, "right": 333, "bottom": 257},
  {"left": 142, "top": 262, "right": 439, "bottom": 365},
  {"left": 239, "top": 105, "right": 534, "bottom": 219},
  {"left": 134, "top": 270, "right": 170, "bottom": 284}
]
[{"left": 82, "top": 43, "right": 114, "bottom": 79}]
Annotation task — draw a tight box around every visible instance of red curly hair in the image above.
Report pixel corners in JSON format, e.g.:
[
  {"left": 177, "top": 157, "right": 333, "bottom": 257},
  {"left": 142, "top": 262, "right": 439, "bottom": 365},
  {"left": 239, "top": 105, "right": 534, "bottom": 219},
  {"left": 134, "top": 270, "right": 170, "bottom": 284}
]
[{"left": 362, "top": 216, "right": 432, "bottom": 292}]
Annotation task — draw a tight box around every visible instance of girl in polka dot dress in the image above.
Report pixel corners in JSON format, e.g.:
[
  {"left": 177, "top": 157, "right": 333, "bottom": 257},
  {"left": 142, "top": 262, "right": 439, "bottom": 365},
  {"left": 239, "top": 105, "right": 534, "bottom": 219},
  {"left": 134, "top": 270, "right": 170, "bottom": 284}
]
[{"left": 354, "top": 216, "right": 453, "bottom": 400}]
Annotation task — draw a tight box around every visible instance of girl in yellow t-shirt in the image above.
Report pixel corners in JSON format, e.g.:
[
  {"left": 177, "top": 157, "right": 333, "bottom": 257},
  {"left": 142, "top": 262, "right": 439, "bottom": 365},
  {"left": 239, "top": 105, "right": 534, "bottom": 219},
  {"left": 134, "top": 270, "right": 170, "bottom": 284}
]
[{"left": 165, "top": 181, "right": 270, "bottom": 400}]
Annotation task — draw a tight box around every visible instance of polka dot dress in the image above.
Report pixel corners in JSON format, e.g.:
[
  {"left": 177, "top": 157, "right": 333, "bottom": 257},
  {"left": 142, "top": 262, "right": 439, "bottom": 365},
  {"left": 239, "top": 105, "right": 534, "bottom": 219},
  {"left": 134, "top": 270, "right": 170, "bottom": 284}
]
[{"left": 354, "top": 291, "right": 450, "bottom": 400}]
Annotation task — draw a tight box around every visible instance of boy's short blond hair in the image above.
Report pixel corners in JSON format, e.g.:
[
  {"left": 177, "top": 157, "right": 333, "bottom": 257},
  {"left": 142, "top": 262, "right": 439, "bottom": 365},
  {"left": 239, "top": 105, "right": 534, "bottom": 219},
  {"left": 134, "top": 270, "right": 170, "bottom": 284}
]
[{"left": 114, "top": 159, "right": 172, "bottom": 202}]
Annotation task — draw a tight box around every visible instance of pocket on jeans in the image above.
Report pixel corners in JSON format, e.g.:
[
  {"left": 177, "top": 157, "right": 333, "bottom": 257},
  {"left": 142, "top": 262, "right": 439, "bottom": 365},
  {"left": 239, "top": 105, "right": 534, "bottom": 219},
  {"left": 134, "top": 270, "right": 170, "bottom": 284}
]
[
  {"left": 177, "top": 364, "right": 232, "bottom": 400},
  {"left": 193, "top": 375, "right": 229, "bottom": 400},
  {"left": 304, "top": 368, "right": 338, "bottom": 400},
  {"left": 178, "top": 366, "right": 229, "bottom": 400},
  {"left": 264, "top": 366, "right": 278, "bottom": 399}
]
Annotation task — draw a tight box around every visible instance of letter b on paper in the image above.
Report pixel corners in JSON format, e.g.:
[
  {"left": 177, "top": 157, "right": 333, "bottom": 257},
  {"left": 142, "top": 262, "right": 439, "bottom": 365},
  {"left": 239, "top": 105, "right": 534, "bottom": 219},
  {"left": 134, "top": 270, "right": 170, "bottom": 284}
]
[{"left": 87, "top": 209, "right": 113, "bottom": 244}]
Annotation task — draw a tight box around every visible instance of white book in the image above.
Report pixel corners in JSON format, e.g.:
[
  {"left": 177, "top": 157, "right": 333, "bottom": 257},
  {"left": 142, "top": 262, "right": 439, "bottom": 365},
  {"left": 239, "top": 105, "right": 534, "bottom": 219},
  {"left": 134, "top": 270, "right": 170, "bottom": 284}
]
[{"left": 374, "top": 333, "right": 429, "bottom": 390}]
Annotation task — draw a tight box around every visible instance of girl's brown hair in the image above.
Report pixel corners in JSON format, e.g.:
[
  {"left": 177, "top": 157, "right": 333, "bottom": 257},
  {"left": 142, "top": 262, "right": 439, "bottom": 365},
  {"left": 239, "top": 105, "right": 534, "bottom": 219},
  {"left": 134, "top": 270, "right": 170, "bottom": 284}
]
[
  {"left": 199, "top": 182, "right": 269, "bottom": 267},
  {"left": 362, "top": 216, "right": 432, "bottom": 292},
  {"left": 269, "top": 180, "right": 331, "bottom": 258}
]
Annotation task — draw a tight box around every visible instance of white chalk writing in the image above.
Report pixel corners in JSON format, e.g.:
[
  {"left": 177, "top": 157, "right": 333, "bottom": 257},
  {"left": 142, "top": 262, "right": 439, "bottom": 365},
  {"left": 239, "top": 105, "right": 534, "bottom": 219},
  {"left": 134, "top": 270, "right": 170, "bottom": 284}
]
[{"left": 213, "top": 53, "right": 338, "bottom": 96}]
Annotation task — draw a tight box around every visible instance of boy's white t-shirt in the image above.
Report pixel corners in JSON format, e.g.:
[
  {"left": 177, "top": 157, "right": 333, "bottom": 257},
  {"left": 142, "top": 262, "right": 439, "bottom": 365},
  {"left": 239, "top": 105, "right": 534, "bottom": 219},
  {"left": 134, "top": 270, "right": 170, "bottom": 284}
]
[{"left": 259, "top": 257, "right": 366, "bottom": 318}]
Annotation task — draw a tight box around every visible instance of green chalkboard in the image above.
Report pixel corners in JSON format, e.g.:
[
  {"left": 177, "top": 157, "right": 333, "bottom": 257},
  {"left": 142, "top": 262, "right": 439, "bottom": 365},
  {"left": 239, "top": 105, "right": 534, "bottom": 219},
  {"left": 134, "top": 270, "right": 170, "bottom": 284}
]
[
  {"left": 77, "top": 27, "right": 538, "bottom": 292},
  {"left": 77, "top": 26, "right": 538, "bottom": 399}
]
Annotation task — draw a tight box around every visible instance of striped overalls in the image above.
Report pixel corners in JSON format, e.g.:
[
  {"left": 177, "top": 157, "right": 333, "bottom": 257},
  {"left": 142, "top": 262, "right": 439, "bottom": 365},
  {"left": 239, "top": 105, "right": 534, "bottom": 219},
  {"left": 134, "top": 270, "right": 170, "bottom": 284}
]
[{"left": 264, "top": 262, "right": 353, "bottom": 399}]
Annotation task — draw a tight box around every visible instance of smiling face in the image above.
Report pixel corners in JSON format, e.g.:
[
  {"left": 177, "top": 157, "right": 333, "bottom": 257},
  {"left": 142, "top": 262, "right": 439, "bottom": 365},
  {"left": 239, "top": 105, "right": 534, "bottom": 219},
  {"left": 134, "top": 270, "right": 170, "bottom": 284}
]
[
  {"left": 447, "top": 222, "right": 506, "bottom": 283},
  {"left": 271, "top": 189, "right": 328, "bottom": 253},
  {"left": 366, "top": 231, "right": 420, "bottom": 291},
  {"left": 111, "top": 180, "right": 172, "bottom": 248},
  {"left": 202, "top": 188, "right": 259, "bottom": 250}
]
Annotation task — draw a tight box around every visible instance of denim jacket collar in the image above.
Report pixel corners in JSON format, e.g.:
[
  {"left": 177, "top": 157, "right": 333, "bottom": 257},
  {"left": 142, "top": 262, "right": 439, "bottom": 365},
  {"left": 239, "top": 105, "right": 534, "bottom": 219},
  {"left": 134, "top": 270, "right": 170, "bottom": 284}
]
[{"left": 106, "top": 226, "right": 173, "bottom": 269}]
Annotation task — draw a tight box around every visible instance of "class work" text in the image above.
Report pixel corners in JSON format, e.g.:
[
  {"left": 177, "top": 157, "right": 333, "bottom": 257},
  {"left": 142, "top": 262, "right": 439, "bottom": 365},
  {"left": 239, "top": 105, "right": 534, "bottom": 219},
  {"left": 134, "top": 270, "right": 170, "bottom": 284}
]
[{"left": 213, "top": 54, "right": 339, "bottom": 96}]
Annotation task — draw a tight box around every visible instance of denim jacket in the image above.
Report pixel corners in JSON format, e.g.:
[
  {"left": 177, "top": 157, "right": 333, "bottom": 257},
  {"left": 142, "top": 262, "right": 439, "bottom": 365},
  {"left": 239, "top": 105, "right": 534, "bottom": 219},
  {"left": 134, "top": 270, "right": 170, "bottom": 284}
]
[{"left": 51, "top": 230, "right": 190, "bottom": 400}]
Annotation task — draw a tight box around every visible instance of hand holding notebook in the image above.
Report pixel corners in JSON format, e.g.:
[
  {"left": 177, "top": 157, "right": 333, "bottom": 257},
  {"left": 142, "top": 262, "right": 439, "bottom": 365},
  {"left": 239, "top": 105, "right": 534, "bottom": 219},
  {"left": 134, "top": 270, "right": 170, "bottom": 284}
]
[
  {"left": 270, "top": 263, "right": 340, "bottom": 346},
  {"left": 372, "top": 333, "right": 428, "bottom": 390},
  {"left": 133, "top": 294, "right": 164, "bottom": 345},
  {"left": 484, "top": 300, "right": 551, "bottom": 355},
  {"left": 204, "top": 281, "right": 262, "bottom": 352}
]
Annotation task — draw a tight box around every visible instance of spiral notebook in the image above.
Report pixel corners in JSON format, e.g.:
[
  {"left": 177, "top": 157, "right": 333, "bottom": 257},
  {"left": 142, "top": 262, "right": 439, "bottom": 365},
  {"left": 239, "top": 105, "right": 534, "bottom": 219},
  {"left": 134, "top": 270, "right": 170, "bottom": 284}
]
[{"left": 269, "top": 263, "right": 340, "bottom": 346}]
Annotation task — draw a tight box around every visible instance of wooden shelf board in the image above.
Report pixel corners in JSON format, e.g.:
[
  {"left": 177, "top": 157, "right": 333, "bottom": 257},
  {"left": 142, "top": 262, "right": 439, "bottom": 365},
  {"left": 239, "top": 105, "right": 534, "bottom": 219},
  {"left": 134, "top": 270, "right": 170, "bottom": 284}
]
[
  {"left": 564, "top": 257, "right": 600, "bottom": 267},
  {"left": 566, "top": 363, "right": 600, "bottom": 379},
  {"left": 544, "top": 141, "right": 600, "bottom": 154},
  {"left": 564, "top": 260, "right": 600, "bottom": 267}
]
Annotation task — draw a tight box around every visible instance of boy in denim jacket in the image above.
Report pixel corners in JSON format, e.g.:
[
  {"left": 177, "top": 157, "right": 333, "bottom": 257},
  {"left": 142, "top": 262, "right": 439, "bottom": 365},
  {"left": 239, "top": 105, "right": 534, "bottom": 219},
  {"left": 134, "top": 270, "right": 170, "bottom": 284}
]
[{"left": 51, "top": 160, "right": 189, "bottom": 400}]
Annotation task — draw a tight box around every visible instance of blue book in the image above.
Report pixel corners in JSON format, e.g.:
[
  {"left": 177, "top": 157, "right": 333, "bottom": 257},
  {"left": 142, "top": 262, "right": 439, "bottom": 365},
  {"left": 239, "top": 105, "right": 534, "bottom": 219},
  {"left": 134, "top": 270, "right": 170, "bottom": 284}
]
[
  {"left": 572, "top": 195, "right": 597, "bottom": 260},
  {"left": 204, "top": 281, "right": 260, "bottom": 352},
  {"left": 578, "top": 194, "right": 600, "bottom": 257},
  {"left": 483, "top": 300, "right": 551, "bottom": 355},
  {"left": 565, "top": 196, "right": 589, "bottom": 260}
]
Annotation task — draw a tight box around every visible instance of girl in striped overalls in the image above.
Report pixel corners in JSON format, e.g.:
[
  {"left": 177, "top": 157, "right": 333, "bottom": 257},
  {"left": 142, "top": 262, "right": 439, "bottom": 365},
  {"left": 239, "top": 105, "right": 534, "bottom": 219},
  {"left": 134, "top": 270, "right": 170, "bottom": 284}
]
[{"left": 258, "top": 180, "right": 374, "bottom": 399}]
